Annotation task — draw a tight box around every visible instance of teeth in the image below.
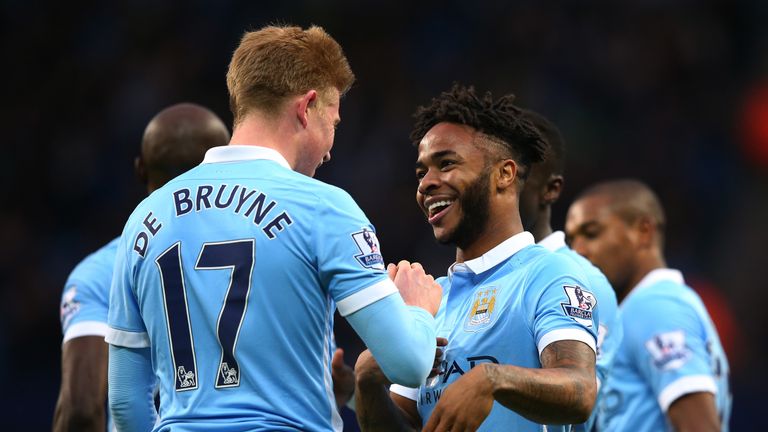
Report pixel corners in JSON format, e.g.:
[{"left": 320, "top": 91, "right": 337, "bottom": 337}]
[{"left": 428, "top": 200, "right": 454, "bottom": 216}]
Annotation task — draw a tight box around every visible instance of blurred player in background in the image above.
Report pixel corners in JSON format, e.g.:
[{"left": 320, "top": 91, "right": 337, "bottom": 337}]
[
  {"left": 565, "top": 179, "right": 731, "bottom": 431},
  {"left": 354, "top": 84, "right": 598, "bottom": 431},
  {"left": 53, "top": 102, "right": 230, "bottom": 431},
  {"left": 518, "top": 109, "right": 622, "bottom": 431},
  {"left": 106, "top": 25, "right": 441, "bottom": 432}
]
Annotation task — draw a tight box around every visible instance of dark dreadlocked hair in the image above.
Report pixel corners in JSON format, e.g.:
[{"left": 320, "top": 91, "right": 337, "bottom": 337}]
[{"left": 410, "top": 83, "right": 547, "bottom": 179}]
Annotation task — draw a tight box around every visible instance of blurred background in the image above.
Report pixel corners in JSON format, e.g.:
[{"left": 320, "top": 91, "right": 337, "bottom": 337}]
[{"left": 2, "top": 0, "right": 766, "bottom": 430}]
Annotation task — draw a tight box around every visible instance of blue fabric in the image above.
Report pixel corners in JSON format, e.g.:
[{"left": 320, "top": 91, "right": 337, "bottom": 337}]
[
  {"left": 107, "top": 149, "right": 435, "bottom": 432},
  {"left": 598, "top": 271, "right": 731, "bottom": 431},
  {"left": 60, "top": 237, "right": 119, "bottom": 339},
  {"left": 412, "top": 243, "right": 598, "bottom": 432},
  {"left": 108, "top": 345, "right": 156, "bottom": 432},
  {"left": 556, "top": 246, "right": 622, "bottom": 432}
]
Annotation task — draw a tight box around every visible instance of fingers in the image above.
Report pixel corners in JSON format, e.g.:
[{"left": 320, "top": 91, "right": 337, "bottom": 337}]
[
  {"left": 387, "top": 263, "right": 397, "bottom": 280},
  {"left": 436, "top": 337, "right": 448, "bottom": 347},
  {"left": 331, "top": 348, "right": 344, "bottom": 370}
]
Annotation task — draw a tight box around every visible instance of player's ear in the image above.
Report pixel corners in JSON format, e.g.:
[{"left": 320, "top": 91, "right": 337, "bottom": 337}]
[
  {"left": 635, "top": 216, "right": 657, "bottom": 249},
  {"left": 543, "top": 174, "right": 564, "bottom": 205},
  {"left": 296, "top": 90, "right": 318, "bottom": 129},
  {"left": 134, "top": 156, "right": 147, "bottom": 185},
  {"left": 495, "top": 159, "right": 518, "bottom": 191}
]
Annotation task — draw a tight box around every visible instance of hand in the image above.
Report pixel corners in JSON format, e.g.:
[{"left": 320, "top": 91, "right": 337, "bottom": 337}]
[
  {"left": 422, "top": 364, "right": 495, "bottom": 432},
  {"left": 332, "top": 348, "right": 355, "bottom": 409},
  {"left": 429, "top": 337, "right": 449, "bottom": 379},
  {"left": 387, "top": 261, "right": 442, "bottom": 316},
  {"left": 354, "top": 349, "right": 390, "bottom": 387}
]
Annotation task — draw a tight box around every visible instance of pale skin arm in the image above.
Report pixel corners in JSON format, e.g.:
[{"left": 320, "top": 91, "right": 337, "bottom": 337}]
[
  {"left": 667, "top": 392, "right": 720, "bottom": 432},
  {"left": 423, "top": 339, "right": 597, "bottom": 432},
  {"left": 53, "top": 336, "right": 108, "bottom": 432}
]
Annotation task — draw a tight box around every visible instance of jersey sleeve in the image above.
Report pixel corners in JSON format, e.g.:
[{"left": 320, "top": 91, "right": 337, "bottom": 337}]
[
  {"left": 314, "top": 188, "right": 395, "bottom": 316},
  {"left": 59, "top": 241, "right": 119, "bottom": 343},
  {"left": 527, "top": 254, "right": 598, "bottom": 355},
  {"left": 623, "top": 291, "right": 717, "bottom": 412},
  {"left": 106, "top": 232, "right": 150, "bottom": 348}
]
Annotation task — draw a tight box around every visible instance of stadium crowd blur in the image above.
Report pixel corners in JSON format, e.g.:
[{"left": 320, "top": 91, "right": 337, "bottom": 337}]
[{"left": 2, "top": 1, "right": 767, "bottom": 429}]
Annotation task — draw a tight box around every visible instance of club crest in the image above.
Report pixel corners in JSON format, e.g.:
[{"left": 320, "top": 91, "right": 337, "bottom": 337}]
[
  {"left": 351, "top": 229, "right": 384, "bottom": 270},
  {"left": 561, "top": 285, "right": 595, "bottom": 328},
  {"left": 464, "top": 286, "right": 498, "bottom": 332},
  {"left": 645, "top": 330, "right": 690, "bottom": 370}
]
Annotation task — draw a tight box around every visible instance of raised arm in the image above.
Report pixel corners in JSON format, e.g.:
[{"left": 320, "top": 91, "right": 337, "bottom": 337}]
[
  {"left": 423, "top": 339, "right": 596, "bottom": 431},
  {"left": 53, "top": 336, "right": 108, "bottom": 432}
]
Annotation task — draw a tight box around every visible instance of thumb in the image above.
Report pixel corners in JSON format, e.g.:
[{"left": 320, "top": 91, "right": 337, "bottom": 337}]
[{"left": 332, "top": 348, "right": 345, "bottom": 370}]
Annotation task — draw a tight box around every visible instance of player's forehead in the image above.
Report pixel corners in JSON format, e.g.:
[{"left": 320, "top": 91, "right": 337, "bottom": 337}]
[
  {"left": 566, "top": 194, "right": 613, "bottom": 228},
  {"left": 416, "top": 122, "right": 481, "bottom": 164}
]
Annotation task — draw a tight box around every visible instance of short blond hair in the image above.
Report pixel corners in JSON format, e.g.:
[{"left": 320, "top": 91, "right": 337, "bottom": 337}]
[{"left": 226, "top": 25, "right": 355, "bottom": 125}]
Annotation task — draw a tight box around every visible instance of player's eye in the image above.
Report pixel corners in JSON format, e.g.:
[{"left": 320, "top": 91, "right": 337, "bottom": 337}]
[
  {"left": 415, "top": 169, "right": 426, "bottom": 180},
  {"left": 439, "top": 160, "right": 456, "bottom": 170}
]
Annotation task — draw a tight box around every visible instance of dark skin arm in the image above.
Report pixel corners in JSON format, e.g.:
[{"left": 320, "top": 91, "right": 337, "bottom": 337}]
[
  {"left": 353, "top": 349, "right": 420, "bottom": 432},
  {"left": 331, "top": 348, "right": 355, "bottom": 410},
  {"left": 423, "top": 340, "right": 596, "bottom": 432},
  {"left": 355, "top": 338, "right": 447, "bottom": 432},
  {"left": 53, "top": 336, "right": 108, "bottom": 432},
  {"left": 667, "top": 392, "right": 720, "bottom": 432}
]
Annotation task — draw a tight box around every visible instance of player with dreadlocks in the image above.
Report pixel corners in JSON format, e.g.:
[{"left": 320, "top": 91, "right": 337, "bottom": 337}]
[{"left": 353, "top": 84, "right": 600, "bottom": 432}]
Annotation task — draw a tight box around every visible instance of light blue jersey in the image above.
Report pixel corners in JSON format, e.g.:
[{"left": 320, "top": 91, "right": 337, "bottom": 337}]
[
  {"left": 107, "top": 146, "right": 410, "bottom": 431},
  {"left": 60, "top": 237, "right": 119, "bottom": 342},
  {"left": 599, "top": 269, "right": 731, "bottom": 431},
  {"left": 392, "top": 232, "right": 598, "bottom": 431},
  {"left": 539, "top": 231, "right": 622, "bottom": 432},
  {"left": 59, "top": 237, "right": 119, "bottom": 432}
]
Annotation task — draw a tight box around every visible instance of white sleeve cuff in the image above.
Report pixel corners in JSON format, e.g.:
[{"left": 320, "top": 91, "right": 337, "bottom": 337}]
[
  {"left": 658, "top": 375, "right": 718, "bottom": 412},
  {"left": 105, "top": 328, "right": 150, "bottom": 348},
  {"left": 390, "top": 384, "right": 419, "bottom": 401},
  {"left": 538, "top": 328, "right": 597, "bottom": 355},
  {"left": 62, "top": 321, "right": 110, "bottom": 344},
  {"left": 336, "top": 278, "right": 398, "bottom": 316}
]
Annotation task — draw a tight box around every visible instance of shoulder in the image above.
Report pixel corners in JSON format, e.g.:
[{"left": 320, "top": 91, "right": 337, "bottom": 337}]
[
  {"left": 66, "top": 237, "right": 120, "bottom": 286},
  {"left": 519, "top": 246, "right": 586, "bottom": 282}
]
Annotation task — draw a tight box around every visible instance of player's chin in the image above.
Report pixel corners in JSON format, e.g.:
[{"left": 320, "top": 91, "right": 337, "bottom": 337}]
[{"left": 432, "top": 227, "right": 455, "bottom": 245}]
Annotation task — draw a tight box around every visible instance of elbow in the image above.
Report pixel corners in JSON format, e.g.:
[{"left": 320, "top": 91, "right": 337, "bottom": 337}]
[{"left": 571, "top": 375, "right": 598, "bottom": 423}]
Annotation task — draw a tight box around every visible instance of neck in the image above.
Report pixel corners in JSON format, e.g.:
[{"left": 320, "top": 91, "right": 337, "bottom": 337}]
[
  {"left": 618, "top": 251, "right": 667, "bottom": 302},
  {"left": 455, "top": 211, "right": 524, "bottom": 263},
  {"left": 229, "top": 112, "right": 299, "bottom": 169},
  {"left": 530, "top": 207, "right": 553, "bottom": 243}
]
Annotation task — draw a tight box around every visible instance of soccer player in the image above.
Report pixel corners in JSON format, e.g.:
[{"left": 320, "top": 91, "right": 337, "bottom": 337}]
[
  {"left": 565, "top": 179, "right": 731, "bottom": 431},
  {"left": 53, "top": 102, "right": 230, "bottom": 431},
  {"left": 354, "top": 84, "right": 599, "bottom": 431},
  {"left": 518, "top": 110, "right": 622, "bottom": 432},
  {"left": 106, "top": 25, "right": 442, "bottom": 432}
]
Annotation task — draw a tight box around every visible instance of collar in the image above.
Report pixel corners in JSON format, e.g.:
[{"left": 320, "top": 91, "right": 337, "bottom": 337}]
[
  {"left": 537, "top": 230, "right": 566, "bottom": 252},
  {"left": 448, "top": 231, "right": 535, "bottom": 278},
  {"left": 201, "top": 145, "right": 291, "bottom": 169},
  {"left": 624, "top": 268, "right": 685, "bottom": 303}
]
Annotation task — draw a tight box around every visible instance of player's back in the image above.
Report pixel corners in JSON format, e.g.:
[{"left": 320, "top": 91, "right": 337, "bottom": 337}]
[{"left": 111, "top": 148, "right": 387, "bottom": 431}]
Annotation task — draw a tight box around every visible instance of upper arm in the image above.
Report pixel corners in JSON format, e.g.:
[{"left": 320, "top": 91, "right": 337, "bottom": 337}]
[
  {"left": 624, "top": 293, "right": 717, "bottom": 412},
  {"left": 667, "top": 392, "right": 720, "bottom": 432},
  {"left": 60, "top": 336, "right": 109, "bottom": 397}
]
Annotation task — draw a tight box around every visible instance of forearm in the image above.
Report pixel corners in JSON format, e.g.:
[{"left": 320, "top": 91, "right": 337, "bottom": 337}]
[
  {"left": 54, "top": 336, "right": 108, "bottom": 432},
  {"left": 108, "top": 345, "right": 156, "bottom": 432},
  {"left": 347, "top": 294, "right": 436, "bottom": 387},
  {"left": 354, "top": 376, "right": 416, "bottom": 432},
  {"left": 482, "top": 362, "right": 596, "bottom": 424}
]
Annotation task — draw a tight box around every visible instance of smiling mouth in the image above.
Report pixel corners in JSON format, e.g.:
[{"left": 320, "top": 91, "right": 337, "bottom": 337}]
[{"left": 427, "top": 199, "right": 455, "bottom": 223}]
